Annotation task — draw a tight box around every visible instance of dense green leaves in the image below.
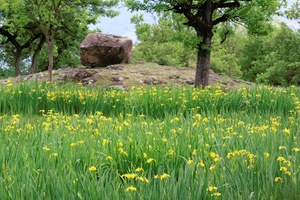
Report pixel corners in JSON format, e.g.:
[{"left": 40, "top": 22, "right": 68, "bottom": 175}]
[
  {"left": 0, "top": 0, "right": 119, "bottom": 77},
  {"left": 132, "top": 13, "right": 197, "bottom": 67}
]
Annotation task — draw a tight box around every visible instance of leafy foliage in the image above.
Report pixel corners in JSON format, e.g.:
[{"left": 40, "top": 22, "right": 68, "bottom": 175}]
[
  {"left": 0, "top": 0, "right": 119, "bottom": 77},
  {"left": 256, "top": 28, "right": 300, "bottom": 85},
  {"left": 132, "top": 13, "right": 197, "bottom": 67},
  {"left": 240, "top": 22, "right": 300, "bottom": 86},
  {"left": 210, "top": 24, "right": 245, "bottom": 78},
  {"left": 285, "top": 0, "right": 300, "bottom": 22}
]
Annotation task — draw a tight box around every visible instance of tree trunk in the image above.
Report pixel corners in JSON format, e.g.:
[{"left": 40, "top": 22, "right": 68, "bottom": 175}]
[
  {"left": 28, "top": 36, "right": 45, "bottom": 74},
  {"left": 47, "top": 38, "right": 54, "bottom": 82},
  {"left": 194, "top": 35, "right": 212, "bottom": 87},
  {"left": 15, "top": 48, "right": 22, "bottom": 76},
  {"left": 193, "top": 0, "right": 214, "bottom": 88}
]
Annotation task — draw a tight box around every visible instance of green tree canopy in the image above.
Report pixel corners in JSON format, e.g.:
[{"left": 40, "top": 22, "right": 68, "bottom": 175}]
[
  {"left": 0, "top": 0, "right": 43, "bottom": 76},
  {"left": 285, "top": 0, "right": 300, "bottom": 22},
  {"left": 131, "top": 12, "right": 197, "bottom": 67},
  {"left": 0, "top": 0, "right": 119, "bottom": 78}
]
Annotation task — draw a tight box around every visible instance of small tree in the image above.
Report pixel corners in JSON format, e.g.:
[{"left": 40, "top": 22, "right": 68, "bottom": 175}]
[{"left": 126, "top": 0, "right": 285, "bottom": 87}]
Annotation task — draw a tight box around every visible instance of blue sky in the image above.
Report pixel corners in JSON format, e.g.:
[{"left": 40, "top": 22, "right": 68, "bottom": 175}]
[
  {"left": 92, "top": 7, "right": 155, "bottom": 43},
  {"left": 95, "top": 1, "right": 299, "bottom": 43}
]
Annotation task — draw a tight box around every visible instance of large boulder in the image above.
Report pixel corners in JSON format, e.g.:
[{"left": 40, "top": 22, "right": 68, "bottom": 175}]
[{"left": 80, "top": 33, "right": 133, "bottom": 68}]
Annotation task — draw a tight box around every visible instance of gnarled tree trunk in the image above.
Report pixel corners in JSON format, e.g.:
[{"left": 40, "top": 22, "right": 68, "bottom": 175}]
[{"left": 194, "top": 33, "right": 212, "bottom": 87}]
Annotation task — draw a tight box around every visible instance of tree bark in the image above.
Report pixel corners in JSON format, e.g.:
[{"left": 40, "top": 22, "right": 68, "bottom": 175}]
[
  {"left": 28, "top": 36, "right": 45, "bottom": 74},
  {"left": 194, "top": 35, "right": 212, "bottom": 87},
  {"left": 15, "top": 48, "right": 22, "bottom": 76},
  {"left": 193, "top": 1, "right": 214, "bottom": 88}
]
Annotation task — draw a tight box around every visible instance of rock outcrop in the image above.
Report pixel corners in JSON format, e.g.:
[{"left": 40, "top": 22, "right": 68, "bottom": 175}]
[{"left": 80, "top": 33, "right": 133, "bottom": 68}]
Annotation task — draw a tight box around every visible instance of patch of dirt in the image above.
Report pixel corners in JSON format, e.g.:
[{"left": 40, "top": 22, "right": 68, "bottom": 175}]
[{"left": 0, "top": 62, "right": 252, "bottom": 89}]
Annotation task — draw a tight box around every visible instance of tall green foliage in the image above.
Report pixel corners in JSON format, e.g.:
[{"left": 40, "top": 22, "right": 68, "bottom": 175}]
[
  {"left": 239, "top": 35, "right": 271, "bottom": 82},
  {"left": 132, "top": 13, "right": 197, "bottom": 67},
  {"left": 210, "top": 24, "right": 245, "bottom": 78},
  {"left": 256, "top": 23, "right": 300, "bottom": 86},
  {"left": 240, "top": 22, "right": 300, "bottom": 86}
]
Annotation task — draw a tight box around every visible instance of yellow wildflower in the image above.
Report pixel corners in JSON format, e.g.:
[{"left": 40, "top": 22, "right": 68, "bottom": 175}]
[
  {"left": 135, "top": 167, "right": 144, "bottom": 172},
  {"left": 50, "top": 153, "right": 58, "bottom": 157},
  {"left": 277, "top": 157, "right": 285, "bottom": 162},
  {"left": 168, "top": 149, "right": 176, "bottom": 156},
  {"left": 264, "top": 152, "right": 270, "bottom": 158},
  {"left": 280, "top": 167, "right": 287, "bottom": 172},
  {"left": 125, "top": 186, "right": 137, "bottom": 192},
  {"left": 192, "top": 149, "right": 197, "bottom": 156},
  {"left": 102, "top": 139, "right": 108, "bottom": 146},
  {"left": 88, "top": 166, "right": 97, "bottom": 172},
  {"left": 212, "top": 192, "right": 221, "bottom": 197},
  {"left": 282, "top": 128, "right": 291, "bottom": 135},
  {"left": 187, "top": 158, "right": 193, "bottom": 165},
  {"left": 274, "top": 177, "right": 282, "bottom": 182},
  {"left": 160, "top": 173, "right": 170, "bottom": 180},
  {"left": 283, "top": 160, "right": 291, "bottom": 167},
  {"left": 209, "top": 165, "right": 216, "bottom": 171},
  {"left": 147, "top": 158, "right": 156, "bottom": 163},
  {"left": 292, "top": 148, "right": 300, "bottom": 152},
  {"left": 106, "top": 156, "right": 113, "bottom": 161},
  {"left": 285, "top": 171, "right": 291, "bottom": 176},
  {"left": 198, "top": 160, "right": 205, "bottom": 167},
  {"left": 122, "top": 173, "right": 136, "bottom": 179},
  {"left": 43, "top": 146, "right": 50, "bottom": 151},
  {"left": 70, "top": 143, "right": 77, "bottom": 147},
  {"left": 170, "top": 117, "right": 179, "bottom": 123},
  {"left": 208, "top": 186, "right": 218, "bottom": 192},
  {"left": 162, "top": 138, "right": 168, "bottom": 143},
  {"left": 136, "top": 176, "right": 149, "bottom": 183},
  {"left": 118, "top": 148, "right": 128, "bottom": 156}
]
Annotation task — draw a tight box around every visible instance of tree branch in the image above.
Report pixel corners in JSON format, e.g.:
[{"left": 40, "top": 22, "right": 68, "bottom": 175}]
[
  {"left": 0, "top": 28, "right": 20, "bottom": 48},
  {"left": 21, "top": 33, "right": 42, "bottom": 49},
  {"left": 213, "top": 14, "right": 230, "bottom": 25},
  {"left": 217, "top": 1, "right": 240, "bottom": 9}
]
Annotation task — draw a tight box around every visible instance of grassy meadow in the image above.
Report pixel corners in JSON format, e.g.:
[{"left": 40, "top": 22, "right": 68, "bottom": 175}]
[{"left": 0, "top": 81, "right": 300, "bottom": 199}]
